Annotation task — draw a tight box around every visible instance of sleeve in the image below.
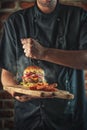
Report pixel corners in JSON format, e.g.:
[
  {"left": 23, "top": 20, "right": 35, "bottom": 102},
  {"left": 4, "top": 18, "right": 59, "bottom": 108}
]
[
  {"left": 79, "top": 9, "right": 87, "bottom": 50},
  {"left": 0, "top": 18, "right": 17, "bottom": 75}
]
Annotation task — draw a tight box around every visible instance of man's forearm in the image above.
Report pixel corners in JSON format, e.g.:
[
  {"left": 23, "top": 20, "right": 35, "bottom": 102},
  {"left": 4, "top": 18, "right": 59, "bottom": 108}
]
[
  {"left": 1, "top": 69, "right": 17, "bottom": 86},
  {"left": 21, "top": 38, "right": 87, "bottom": 70},
  {"left": 43, "top": 48, "right": 87, "bottom": 70},
  {"left": 1, "top": 69, "right": 18, "bottom": 97}
]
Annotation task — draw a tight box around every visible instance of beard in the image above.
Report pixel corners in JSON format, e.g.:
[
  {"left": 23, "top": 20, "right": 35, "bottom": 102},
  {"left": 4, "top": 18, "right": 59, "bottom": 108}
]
[{"left": 37, "top": 0, "right": 57, "bottom": 8}]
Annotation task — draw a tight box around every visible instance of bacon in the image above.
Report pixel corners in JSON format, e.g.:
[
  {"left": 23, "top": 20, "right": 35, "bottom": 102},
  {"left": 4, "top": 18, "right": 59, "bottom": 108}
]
[
  {"left": 29, "top": 83, "right": 58, "bottom": 92},
  {"left": 22, "top": 73, "right": 39, "bottom": 79}
]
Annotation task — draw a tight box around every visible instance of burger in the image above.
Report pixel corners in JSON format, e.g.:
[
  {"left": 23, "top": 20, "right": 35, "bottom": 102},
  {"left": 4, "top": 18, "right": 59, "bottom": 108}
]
[
  {"left": 22, "top": 66, "right": 46, "bottom": 84},
  {"left": 21, "top": 66, "right": 57, "bottom": 91}
]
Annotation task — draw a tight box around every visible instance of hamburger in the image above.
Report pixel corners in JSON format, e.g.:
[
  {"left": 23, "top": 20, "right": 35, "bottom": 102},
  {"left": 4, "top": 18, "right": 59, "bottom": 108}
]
[
  {"left": 21, "top": 66, "right": 57, "bottom": 91},
  {"left": 22, "top": 66, "right": 46, "bottom": 84}
]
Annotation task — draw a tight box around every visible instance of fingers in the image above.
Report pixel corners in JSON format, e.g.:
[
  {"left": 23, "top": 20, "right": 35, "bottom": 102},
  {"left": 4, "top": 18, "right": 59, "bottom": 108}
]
[
  {"left": 21, "top": 38, "right": 32, "bottom": 45},
  {"left": 21, "top": 38, "right": 32, "bottom": 57},
  {"left": 14, "top": 95, "right": 54, "bottom": 102},
  {"left": 20, "top": 38, "right": 41, "bottom": 59},
  {"left": 15, "top": 95, "right": 31, "bottom": 102},
  {"left": 14, "top": 94, "right": 40, "bottom": 102}
]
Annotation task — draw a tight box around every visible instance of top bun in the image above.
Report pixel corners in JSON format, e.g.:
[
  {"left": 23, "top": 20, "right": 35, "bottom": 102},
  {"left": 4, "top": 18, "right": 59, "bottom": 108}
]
[{"left": 23, "top": 66, "right": 44, "bottom": 75}]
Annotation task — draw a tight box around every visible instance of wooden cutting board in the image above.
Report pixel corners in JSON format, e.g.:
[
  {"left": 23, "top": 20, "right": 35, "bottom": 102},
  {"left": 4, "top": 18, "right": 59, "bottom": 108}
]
[{"left": 3, "top": 85, "right": 74, "bottom": 99}]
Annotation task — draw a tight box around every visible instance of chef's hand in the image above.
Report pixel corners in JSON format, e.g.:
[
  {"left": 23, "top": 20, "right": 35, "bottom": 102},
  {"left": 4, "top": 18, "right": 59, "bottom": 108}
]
[
  {"left": 5, "top": 87, "right": 36, "bottom": 102},
  {"left": 14, "top": 93, "right": 40, "bottom": 102},
  {"left": 14, "top": 93, "right": 54, "bottom": 102},
  {"left": 21, "top": 38, "right": 46, "bottom": 60}
]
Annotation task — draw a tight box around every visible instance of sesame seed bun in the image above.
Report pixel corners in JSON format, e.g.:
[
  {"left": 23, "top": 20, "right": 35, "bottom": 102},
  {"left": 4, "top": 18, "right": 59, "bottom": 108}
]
[{"left": 23, "top": 66, "right": 44, "bottom": 75}]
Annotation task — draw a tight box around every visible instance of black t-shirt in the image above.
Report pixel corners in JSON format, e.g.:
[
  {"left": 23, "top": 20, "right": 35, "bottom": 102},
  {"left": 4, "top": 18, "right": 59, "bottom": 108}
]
[{"left": 0, "top": 3, "right": 87, "bottom": 129}]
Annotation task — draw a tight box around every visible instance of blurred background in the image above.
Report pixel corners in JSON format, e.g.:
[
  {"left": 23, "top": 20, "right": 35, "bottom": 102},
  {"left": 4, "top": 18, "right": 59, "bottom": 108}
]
[{"left": 0, "top": 0, "right": 87, "bottom": 130}]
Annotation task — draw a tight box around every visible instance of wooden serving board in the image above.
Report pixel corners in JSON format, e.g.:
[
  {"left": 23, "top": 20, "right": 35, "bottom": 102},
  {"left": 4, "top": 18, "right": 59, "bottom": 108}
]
[{"left": 3, "top": 85, "right": 74, "bottom": 99}]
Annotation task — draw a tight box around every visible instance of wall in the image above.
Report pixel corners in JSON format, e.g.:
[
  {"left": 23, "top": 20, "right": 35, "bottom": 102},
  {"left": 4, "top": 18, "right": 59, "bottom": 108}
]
[{"left": 0, "top": 0, "right": 87, "bottom": 129}]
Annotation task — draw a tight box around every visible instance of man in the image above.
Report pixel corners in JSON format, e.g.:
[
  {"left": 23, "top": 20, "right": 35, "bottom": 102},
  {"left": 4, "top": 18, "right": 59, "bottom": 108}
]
[{"left": 0, "top": 0, "right": 87, "bottom": 129}]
